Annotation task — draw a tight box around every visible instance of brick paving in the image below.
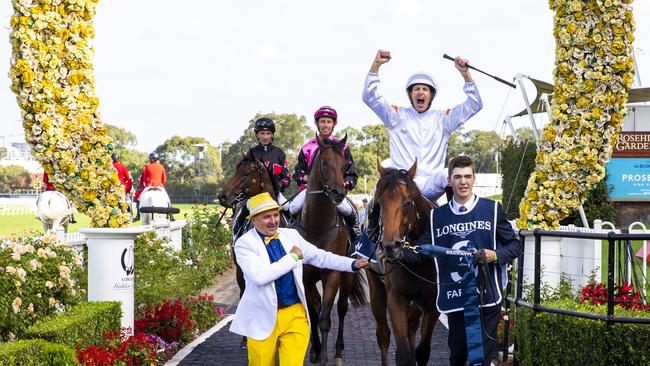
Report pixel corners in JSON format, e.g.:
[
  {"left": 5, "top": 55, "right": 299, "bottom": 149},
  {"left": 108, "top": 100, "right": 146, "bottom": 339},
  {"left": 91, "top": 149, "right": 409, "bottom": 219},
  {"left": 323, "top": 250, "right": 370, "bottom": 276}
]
[{"left": 178, "top": 303, "right": 450, "bottom": 365}]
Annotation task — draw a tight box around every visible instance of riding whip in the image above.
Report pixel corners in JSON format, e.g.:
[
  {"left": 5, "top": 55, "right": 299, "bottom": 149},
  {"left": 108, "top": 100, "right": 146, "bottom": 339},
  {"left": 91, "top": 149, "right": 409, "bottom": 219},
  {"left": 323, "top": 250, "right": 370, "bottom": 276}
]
[{"left": 443, "top": 54, "right": 516, "bottom": 89}]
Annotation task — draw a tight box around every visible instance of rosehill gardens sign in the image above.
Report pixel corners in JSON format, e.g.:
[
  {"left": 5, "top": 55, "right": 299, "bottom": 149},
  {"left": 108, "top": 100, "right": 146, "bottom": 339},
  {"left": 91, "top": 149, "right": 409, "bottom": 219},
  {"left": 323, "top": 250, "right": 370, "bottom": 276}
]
[{"left": 606, "top": 132, "right": 650, "bottom": 201}]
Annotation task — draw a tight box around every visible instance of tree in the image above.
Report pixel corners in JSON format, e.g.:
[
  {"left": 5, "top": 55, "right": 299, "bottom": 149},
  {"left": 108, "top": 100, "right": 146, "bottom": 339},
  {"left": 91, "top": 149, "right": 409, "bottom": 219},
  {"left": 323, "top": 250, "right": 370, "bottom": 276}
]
[
  {"left": 340, "top": 124, "right": 390, "bottom": 194},
  {"left": 0, "top": 147, "right": 7, "bottom": 160},
  {"left": 153, "top": 136, "right": 223, "bottom": 196},
  {"left": 0, "top": 165, "right": 32, "bottom": 193}
]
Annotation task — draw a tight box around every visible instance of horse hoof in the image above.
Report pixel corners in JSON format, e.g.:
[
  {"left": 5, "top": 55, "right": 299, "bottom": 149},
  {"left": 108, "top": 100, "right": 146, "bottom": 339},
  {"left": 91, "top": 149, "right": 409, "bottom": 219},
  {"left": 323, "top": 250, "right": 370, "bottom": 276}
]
[{"left": 334, "top": 357, "right": 344, "bottom": 366}]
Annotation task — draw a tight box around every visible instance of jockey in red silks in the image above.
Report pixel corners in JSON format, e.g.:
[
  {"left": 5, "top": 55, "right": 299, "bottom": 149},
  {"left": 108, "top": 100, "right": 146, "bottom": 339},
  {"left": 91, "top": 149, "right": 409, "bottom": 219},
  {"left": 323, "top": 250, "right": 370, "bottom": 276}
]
[
  {"left": 111, "top": 152, "right": 133, "bottom": 195},
  {"left": 133, "top": 152, "right": 168, "bottom": 220},
  {"left": 287, "top": 105, "right": 361, "bottom": 244},
  {"left": 42, "top": 172, "right": 56, "bottom": 191}
]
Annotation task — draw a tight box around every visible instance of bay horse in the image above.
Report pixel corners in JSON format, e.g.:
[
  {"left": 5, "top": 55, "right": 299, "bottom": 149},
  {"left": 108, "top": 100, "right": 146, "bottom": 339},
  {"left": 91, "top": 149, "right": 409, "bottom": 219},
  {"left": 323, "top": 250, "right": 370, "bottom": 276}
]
[
  {"left": 217, "top": 148, "right": 280, "bottom": 346},
  {"left": 297, "top": 134, "right": 367, "bottom": 366},
  {"left": 367, "top": 161, "right": 439, "bottom": 366}
]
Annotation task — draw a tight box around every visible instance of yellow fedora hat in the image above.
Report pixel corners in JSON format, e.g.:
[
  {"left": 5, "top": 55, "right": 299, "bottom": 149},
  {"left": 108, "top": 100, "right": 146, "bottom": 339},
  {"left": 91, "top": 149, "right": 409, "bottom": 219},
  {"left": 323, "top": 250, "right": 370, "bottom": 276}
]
[{"left": 246, "top": 192, "right": 282, "bottom": 219}]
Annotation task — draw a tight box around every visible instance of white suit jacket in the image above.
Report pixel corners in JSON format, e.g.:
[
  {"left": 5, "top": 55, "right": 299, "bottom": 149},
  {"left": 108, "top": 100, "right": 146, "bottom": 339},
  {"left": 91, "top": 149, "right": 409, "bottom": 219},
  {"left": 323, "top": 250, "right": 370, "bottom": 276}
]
[{"left": 229, "top": 227, "right": 356, "bottom": 340}]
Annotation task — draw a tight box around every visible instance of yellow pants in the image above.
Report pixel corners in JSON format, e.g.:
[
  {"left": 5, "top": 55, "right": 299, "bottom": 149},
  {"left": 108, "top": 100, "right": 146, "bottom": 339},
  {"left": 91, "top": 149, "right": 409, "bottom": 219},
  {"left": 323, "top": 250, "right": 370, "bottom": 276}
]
[{"left": 247, "top": 303, "right": 310, "bottom": 366}]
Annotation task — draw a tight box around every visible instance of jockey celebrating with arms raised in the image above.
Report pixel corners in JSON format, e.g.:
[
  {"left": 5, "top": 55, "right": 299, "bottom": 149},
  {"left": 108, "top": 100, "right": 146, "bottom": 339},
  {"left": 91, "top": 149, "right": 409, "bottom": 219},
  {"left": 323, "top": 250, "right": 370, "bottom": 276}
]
[
  {"left": 362, "top": 49, "right": 483, "bottom": 240},
  {"left": 287, "top": 106, "right": 361, "bottom": 245},
  {"left": 231, "top": 117, "right": 292, "bottom": 237}
]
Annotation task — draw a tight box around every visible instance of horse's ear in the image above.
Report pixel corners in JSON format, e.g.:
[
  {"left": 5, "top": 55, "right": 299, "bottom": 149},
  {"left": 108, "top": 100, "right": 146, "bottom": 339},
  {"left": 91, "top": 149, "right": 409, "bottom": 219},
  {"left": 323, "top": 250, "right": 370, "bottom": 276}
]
[
  {"left": 240, "top": 148, "right": 247, "bottom": 158},
  {"left": 377, "top": 159, "right": 387, "bottom": 177},
  {"left": 339, "top": 133, "right": 347, "bottom": 146},
  {"left": 407, "top": 159, "right": 417, "bottom": 180}
]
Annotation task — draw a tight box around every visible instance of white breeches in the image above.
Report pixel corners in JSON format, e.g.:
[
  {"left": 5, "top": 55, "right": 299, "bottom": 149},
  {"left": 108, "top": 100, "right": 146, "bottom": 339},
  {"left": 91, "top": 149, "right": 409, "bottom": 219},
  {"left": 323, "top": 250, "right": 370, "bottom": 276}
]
[
  {"left": 413, "top": 168, "right": 449, "bottom": 202},
  {"left": 286, "top": 189, "right": 353, "bottom": 216}
]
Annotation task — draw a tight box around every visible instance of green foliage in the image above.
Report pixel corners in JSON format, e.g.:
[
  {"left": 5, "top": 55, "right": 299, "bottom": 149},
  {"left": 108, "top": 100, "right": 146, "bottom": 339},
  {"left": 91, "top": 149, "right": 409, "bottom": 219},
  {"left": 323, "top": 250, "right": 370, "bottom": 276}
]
[
  {"left": 0, "top": 165, "right": 32, "bottom": 193},
  {"left": 135, "top": 206, "right": 231, "bottom": 315},
  {"left": 24, "top": 301, "right": 121, "bottom": 349},
  {"left": 153, "top": 136, "right": 223, "bottom": 196},
  {"left": 106, "top": 124, "right": 138, "bottom": 148},
  {"left": 0, "top": 339, "right": 79, "bottom": 366},
  {"left": 341, "top": 124, "right": 390, "bottom": 193},
  {"left": 446, "top": 128, "right": 502, "bottom": 173},
  {"left": 0, "top": 235, "right": 84, "bottom": 341},
  {"left": 499, "top": 137, "right": 537, "bottom": 220},
  {"left": 0, "top": 147, "right": 7, "bottom": 160},
  {"left": 515, "top": 299, "right": 650, "bottom": 365}
]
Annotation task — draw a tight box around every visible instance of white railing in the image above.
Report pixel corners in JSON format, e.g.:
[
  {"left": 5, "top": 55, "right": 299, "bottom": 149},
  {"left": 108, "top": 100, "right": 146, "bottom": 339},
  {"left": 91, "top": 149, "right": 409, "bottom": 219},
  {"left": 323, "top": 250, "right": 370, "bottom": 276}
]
[{"left": 0, "top": 204, "right": 37, "bottom": 215}]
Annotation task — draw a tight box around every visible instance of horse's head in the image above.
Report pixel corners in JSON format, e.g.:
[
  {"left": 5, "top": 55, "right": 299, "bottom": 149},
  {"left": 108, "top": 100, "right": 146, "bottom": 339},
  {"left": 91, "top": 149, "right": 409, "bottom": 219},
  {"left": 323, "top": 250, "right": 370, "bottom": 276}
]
[
  {"left": 218, "top": 149, "right": 269, "bottom": 208},
  {"left": 374, "top": 160, "right": 421, "bottom": 262},
  {"left": 311, "top": 133, "right": 348, "bottom": 205}
]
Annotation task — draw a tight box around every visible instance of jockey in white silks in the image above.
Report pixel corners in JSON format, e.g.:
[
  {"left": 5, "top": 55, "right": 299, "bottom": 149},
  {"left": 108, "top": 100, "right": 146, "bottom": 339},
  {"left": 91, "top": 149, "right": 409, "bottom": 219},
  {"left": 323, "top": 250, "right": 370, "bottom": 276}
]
[{"left": 362, "top": 49, "right": 483, "bottom": 241}]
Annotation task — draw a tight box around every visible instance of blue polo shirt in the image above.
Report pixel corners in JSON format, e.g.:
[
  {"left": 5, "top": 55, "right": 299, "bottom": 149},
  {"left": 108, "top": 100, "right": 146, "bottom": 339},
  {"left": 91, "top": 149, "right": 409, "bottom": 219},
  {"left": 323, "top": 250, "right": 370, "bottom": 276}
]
[{"left": 256, "top": 230, "right": 300, "bottom": 308}]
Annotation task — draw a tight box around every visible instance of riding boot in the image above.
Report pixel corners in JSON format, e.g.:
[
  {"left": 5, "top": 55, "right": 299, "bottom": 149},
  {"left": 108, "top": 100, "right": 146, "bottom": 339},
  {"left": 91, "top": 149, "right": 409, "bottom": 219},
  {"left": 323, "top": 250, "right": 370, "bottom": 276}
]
[
  {"left": 343, "top": 209, "right": 361, "bottom": 247},
  {"left": 365, "top": 201, "right": 381, "bottom": 244},
  {"left": 69, "top": 214, "right": 77, "bottom": 224},
  {"left": 133, "top": 201, "right": 141, "bottom": 221}
]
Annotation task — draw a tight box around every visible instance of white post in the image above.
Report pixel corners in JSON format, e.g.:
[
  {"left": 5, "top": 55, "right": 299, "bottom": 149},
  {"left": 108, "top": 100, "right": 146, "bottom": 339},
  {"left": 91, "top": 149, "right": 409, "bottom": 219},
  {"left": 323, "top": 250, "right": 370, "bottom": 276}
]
[{"left": 80, "top": 226, "right": 151, "bottom": 335}]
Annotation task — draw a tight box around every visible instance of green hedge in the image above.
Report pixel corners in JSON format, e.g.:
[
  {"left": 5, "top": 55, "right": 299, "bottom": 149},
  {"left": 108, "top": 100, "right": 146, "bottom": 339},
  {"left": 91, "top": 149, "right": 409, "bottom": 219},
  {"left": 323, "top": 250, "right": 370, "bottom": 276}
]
[
  {"left": 0, "top": 339, "right": 79, "bottom": 365},
  {"left": 515, "top": 299, "right": 650, "bottom": 365},
  {"left": 24, "top": 301, "right": 121, "bottom": 349}
]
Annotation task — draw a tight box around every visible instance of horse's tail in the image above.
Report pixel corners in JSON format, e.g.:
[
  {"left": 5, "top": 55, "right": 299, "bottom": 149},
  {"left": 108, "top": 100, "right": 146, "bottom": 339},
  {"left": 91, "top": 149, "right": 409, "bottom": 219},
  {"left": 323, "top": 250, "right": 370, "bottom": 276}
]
[{"left": 349, "top": 269, "right": 368, "bottom": 308}]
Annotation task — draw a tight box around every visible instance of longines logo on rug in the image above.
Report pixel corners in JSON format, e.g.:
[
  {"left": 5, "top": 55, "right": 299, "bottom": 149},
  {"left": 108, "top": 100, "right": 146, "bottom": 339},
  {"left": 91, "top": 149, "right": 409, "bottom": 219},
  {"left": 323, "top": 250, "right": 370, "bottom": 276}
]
[
  {"left": 121, "top": 247, "right": 134, "bottom": 276},
  {"left": 435, "top": 221, "right": 491, "bottom": 239}
]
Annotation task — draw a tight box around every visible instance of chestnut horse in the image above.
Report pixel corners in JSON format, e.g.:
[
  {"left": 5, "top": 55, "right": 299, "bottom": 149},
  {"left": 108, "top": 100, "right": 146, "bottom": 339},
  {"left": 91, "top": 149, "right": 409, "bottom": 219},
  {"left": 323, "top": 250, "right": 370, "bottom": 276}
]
[
  {"left": 296, "top": 134, "right": 367, "bottom": 366},
  {"left": 217, "top": 149, "right": 280, "bottom": 346},
  {"left": 367, "top": 161, "right": 439, "bottom": 366}
]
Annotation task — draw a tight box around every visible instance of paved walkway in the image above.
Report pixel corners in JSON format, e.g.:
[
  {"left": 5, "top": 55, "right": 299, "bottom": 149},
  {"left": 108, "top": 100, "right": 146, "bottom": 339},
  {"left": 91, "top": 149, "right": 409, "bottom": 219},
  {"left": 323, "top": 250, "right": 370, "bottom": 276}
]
[
  {"left": 178, "top": 304, "right": 450, "bottom": 365},
  {"left": 173, "top": 267, "right": 453, "bottom": 365}
]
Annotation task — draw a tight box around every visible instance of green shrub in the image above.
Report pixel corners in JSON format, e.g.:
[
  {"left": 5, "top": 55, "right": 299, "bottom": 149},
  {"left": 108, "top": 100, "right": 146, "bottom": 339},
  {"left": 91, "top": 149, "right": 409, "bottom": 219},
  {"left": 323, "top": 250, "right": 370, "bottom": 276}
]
[
  {"left": 0, "top": 234, "right": 84, "bottom": 341},
  {"left": 24, "top": 301, "right": 121, "bottom": 349},
  {"left": 499, "top": 138, "right": 537, "bottom": 220},
  {"left": 0, "top": 339, "right": 79, "bottom": 365},
  {"left": 135, "top": 205, "right": 231, "bottom": 316},
  {"left": 515, "top": 299, "right": 650, "bottom": 365}
]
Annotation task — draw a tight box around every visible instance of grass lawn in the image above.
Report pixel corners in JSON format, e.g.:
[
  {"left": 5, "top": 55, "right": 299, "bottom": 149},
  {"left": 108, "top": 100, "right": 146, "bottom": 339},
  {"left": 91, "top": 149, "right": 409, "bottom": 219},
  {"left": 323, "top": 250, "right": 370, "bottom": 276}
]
[
  {"left": 0, "top": 203, "right": 221, "bottom": 238},
  {"left": 601, "top": 239, "right": 650, "bottom": 289}
]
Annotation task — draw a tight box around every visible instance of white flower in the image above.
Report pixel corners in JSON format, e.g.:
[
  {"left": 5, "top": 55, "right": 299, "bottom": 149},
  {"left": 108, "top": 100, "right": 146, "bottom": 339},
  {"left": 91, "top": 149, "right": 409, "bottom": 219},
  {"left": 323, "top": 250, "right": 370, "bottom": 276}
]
[{"left": 12, "top": 297, "right": 22, "bottom": 314}]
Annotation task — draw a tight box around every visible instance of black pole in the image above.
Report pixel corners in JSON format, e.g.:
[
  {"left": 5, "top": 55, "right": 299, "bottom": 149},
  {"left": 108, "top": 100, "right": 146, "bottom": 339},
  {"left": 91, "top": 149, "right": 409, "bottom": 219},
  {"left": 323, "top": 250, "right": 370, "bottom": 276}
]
[
  {"left": 607, "top": 235, "right": 616, "bottom": 318},
  {"left": 534, "top": 230, "right": 541, "bottom": 307},
  {"left": 443, "top": 54, "right": 517, "bottom": 89},
  {"left": 512, "top": 234, "right": 525, "bottom": 366}
]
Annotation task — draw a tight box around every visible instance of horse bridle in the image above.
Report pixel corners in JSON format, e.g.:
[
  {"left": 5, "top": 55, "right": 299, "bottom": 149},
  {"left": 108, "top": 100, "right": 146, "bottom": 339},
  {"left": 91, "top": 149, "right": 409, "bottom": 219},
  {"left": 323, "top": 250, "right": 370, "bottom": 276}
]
[
  {"left": 230, "top": 161, "right": 266, "bottom": 205},
  {"left": 378, "top": 180, "right": 421, "bottom": 261},
  {"left": 306, "top": 148, "right": 339, "bottom": 203}
]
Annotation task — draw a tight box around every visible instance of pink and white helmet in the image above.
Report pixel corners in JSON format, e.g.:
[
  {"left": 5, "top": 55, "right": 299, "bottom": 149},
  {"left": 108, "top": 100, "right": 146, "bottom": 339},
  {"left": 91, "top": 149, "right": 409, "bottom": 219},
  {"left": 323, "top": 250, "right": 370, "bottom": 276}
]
[{"left": 314, "top": 106, "right": 338, "bottom": 125}]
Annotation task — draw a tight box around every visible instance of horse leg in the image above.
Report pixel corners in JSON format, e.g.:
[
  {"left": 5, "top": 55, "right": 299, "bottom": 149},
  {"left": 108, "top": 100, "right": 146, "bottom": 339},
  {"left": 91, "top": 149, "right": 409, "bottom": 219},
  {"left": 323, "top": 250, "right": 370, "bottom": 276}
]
[
  {"left": 407, "top": 303, "right": 422, "bottom": 355},
  {"left": 387, "top": 291, "right": 415, "bottom": 366},
  {"left": 304, "top": 269, "right": 322, "bottom": 363},
  {"left": 318, "top": 270, "right": 341, "bottom": 366},
  {"left": 415, "top": 308, "right": 439, "bottom": 366},
  {"left": 333, "top": 271, "right": 354, "bottom": 365},
  {"left": 367, "top": 270, "right": 390, "bottom": 366}
]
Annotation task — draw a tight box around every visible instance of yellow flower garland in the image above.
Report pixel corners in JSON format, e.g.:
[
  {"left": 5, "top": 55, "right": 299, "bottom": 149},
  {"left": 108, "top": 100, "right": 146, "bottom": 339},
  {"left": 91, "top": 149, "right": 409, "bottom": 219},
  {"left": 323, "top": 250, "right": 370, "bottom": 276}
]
[
  {"left": 518, "top": 0, "right": 636, "bottom": 229},
  {"left": 9, "top": 0, "right": 130, "bottom": 228}
]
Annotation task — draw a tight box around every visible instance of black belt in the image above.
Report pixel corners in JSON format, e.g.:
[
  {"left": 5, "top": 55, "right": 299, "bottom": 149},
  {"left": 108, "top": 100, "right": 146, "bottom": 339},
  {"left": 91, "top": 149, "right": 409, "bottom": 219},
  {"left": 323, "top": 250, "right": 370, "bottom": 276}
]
[{"left": 278, "top": 302, "right": 298, "bottom": 310}]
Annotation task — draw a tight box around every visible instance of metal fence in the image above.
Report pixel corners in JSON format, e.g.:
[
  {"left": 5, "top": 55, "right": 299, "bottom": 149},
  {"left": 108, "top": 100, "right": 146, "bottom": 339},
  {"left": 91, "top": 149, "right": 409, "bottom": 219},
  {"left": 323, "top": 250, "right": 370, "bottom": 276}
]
[{"left": 503, "top": 227, "right": 650, "bottom": 364}]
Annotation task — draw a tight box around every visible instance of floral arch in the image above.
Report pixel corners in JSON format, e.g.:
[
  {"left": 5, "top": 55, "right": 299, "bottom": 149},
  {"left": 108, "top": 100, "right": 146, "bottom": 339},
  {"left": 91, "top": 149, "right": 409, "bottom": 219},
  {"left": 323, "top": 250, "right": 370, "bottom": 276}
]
[{"left": 8, "top": 0, "right": 636, "bottom": 229}]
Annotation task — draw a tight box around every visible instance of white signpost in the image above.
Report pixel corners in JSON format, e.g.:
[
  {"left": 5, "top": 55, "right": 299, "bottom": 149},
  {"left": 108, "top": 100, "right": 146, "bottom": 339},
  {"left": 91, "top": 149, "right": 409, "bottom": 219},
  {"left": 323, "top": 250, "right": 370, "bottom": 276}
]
[{"left": 80, "top": 226, "right": 151, "bottom": 335}]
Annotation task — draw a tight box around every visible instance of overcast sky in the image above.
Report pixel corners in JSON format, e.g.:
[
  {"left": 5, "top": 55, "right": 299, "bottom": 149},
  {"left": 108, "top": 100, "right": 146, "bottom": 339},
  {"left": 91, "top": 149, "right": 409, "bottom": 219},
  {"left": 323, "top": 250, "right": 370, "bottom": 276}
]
[{"left": 1, "top": 0, "right": 649, "bottom": 153}]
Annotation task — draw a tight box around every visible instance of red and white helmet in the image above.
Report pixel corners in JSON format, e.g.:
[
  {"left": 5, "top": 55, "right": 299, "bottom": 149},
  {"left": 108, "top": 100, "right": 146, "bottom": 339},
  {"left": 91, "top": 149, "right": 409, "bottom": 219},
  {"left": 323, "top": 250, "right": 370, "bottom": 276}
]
[{"left": 314, "top": 106, "right": 338, "bottom": 125}]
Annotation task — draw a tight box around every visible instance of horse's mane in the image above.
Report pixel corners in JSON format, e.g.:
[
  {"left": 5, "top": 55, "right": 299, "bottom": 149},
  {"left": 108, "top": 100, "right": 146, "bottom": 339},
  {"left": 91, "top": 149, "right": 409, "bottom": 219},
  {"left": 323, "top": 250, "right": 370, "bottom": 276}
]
[
  {"left": 320, "top": 137, "right": 345, "bottom": 154},
  {"left": 374, "top": 168, "right": 421, "bottom": 201}
]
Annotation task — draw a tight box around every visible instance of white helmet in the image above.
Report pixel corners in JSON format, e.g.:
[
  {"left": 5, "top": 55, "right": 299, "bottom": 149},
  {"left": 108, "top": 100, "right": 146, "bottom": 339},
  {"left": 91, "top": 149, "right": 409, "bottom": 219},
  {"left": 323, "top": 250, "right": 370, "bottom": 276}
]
[{"left": 405, "top": 72, "right": 438, "bottom": 101}]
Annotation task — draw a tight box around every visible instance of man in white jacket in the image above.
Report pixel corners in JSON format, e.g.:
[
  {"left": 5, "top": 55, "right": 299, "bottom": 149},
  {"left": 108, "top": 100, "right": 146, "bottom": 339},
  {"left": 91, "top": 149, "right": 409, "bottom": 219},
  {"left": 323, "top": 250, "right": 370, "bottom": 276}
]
[{"left": 230, "top": 192, "right": 368, "bottom": 366}]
